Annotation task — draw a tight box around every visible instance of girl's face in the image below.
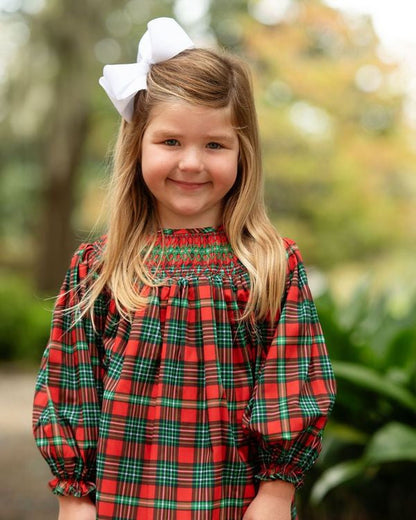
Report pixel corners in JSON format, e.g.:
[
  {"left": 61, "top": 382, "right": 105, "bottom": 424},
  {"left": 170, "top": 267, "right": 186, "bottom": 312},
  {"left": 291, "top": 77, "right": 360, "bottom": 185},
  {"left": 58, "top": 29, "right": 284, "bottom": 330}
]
[{"left": 141, "top": 101, "right": 239, "bottom": 229}]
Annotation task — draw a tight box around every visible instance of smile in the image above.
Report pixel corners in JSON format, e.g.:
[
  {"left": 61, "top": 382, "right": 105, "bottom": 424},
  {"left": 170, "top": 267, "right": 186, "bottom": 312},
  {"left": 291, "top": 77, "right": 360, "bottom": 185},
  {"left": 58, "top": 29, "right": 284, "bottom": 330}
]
[{"left": 168, "top": 179, "right": 209, "bottom": 190}]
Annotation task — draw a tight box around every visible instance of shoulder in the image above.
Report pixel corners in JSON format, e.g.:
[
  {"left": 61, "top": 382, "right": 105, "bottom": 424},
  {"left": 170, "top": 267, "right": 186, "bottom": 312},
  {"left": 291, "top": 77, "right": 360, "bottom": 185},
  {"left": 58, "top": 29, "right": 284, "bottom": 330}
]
[
  {"left": 68, "top": 235, "right": 107, "bottom": 279},
  {"left": 71, "top": 235, "right": 106, "bottom": 264},
  {"left": 282, "top": 237, "right": 304, "bottom": 271},
  {"left": 281, "top": 237, "right": 315, "bottom": 296}
]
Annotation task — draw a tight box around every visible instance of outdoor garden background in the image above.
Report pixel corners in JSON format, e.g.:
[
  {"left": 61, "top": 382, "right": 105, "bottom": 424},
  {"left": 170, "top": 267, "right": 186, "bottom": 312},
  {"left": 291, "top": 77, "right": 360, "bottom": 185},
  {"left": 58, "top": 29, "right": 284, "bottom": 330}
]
[{"left": 1, "top": 0, "right": 416, "bottom": 518}]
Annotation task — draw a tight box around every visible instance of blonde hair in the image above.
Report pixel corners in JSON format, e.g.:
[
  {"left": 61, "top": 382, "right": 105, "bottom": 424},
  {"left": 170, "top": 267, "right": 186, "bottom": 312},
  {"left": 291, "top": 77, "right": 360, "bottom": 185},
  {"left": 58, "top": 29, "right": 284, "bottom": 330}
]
[{"left": 83, "top": 48, "right": 287, "bottom": 322}]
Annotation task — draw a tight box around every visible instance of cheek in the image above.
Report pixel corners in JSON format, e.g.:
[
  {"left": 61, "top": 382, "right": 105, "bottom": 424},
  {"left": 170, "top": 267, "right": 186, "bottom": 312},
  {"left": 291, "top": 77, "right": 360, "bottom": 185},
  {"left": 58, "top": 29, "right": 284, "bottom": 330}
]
[
  {"left": 140, "top": 160, "right": 159, "bottom": 193},
  {"left": 226, "top": 168, "right": 238, "bottom": 189},
  {"left": 140, "top": 150, "right": 164, "bottom": 187},
  {"left": 222, "top": 155, "right": 239, "bottom": 187},
  {"left": 222, "top": 155, "right": 240, "bottom": 193},
  {"left": 141, "top": 145, "right": 172, "bottom": 175},
  {"left": 140, "top": 137, "right": 156, "bottom": 177},
  {"left": 139, "top": 158, "right": 150, "bottom": 186}
]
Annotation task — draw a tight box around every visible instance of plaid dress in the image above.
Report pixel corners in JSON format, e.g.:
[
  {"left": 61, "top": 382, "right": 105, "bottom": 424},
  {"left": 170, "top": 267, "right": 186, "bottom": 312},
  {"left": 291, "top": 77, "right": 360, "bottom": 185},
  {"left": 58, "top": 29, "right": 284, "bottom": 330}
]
[{"left": 33, "top": 227, "right": 336, "bottom": 520}]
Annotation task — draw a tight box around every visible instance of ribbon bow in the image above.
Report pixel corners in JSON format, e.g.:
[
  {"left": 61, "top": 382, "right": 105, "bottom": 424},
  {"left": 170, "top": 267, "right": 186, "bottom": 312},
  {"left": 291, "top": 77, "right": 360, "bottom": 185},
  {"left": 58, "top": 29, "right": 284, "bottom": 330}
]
[{"left": 99, "top": 17, "right": 194, "bottom": 122}]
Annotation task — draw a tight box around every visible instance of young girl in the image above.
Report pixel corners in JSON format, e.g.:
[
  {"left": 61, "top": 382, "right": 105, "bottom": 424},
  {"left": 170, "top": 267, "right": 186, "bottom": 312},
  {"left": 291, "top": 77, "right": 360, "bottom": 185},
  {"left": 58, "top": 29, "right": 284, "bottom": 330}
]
[{"left": 33, "top": 17, "right": 336, "bottom": 520}]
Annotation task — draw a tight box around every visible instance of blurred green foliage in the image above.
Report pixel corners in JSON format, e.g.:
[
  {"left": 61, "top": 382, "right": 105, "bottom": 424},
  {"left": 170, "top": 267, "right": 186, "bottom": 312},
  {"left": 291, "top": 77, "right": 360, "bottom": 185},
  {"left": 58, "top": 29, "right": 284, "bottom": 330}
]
[{"left": 0, "top": 272, "right": 52, "bottom": 364}]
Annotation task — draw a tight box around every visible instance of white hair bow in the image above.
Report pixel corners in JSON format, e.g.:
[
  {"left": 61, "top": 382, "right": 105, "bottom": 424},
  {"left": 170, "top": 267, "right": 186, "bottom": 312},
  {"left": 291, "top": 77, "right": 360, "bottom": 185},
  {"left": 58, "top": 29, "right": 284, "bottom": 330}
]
[{"left": 99, "top": 17, "right": 194, "bottom": 123}]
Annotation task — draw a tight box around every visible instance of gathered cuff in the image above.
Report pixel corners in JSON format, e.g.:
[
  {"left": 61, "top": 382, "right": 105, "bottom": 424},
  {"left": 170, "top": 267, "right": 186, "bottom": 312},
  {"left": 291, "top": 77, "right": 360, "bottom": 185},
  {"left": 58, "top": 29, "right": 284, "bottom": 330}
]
[
  {"left": 255, "top": 463, "right": 304, "bottom": 489},
  {"left": 254, "top": 431, "right": 323, "bottom": 490},
  {"left": 254, "top": 441, "right": 313, "bottom": 489},
  {"left": 49, "top": 477, "right": 96, "bottom": 497}
]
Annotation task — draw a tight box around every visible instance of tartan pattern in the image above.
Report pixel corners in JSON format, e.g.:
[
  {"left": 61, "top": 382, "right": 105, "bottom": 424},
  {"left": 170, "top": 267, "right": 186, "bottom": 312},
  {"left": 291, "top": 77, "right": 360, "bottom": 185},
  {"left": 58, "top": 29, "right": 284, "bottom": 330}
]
[{"left": 33, "top": 227, "right": 336, "bottom": 520}]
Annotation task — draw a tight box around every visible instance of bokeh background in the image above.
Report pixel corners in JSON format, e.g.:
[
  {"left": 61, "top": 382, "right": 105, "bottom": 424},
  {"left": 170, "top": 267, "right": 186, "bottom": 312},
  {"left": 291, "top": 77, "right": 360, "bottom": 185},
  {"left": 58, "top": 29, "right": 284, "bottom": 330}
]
[{"left": 1, "top": 0, "right": 416, "bottom": 518}]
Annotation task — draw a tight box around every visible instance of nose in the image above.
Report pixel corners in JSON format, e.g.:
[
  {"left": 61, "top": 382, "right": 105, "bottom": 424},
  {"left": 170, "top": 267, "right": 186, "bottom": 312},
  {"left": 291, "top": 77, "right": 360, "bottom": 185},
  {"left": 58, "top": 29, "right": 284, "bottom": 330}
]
[{"left": 178, "top": 147, "right": 204, "bottom": 173}]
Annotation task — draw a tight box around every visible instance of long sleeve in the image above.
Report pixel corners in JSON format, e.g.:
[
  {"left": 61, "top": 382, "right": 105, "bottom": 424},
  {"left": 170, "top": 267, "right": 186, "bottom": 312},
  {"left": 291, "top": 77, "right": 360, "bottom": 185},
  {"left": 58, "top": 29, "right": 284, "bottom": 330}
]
[
  {"left": 32, "top": 241, "right": 108, "bottom": 497},
  {"left": 241, "top": 239, "right": 336, "bottom": 488}
]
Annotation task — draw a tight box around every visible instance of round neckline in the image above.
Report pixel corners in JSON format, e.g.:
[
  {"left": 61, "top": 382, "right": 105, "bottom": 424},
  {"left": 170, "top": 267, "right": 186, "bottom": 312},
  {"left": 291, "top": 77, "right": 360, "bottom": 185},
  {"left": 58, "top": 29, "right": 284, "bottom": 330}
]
[{"left": 158, "top": 226, "right": 225, "bottom": 236}]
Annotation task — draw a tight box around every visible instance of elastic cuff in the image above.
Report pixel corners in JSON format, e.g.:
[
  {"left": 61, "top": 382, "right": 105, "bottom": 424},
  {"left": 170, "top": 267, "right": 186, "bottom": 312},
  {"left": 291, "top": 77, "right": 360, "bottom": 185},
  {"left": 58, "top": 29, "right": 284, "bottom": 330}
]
[
  {"left": 49, "top": 477, "right": 96, "bottom": 497},
  {"left": 255, "top": 465, "right": 304, "bottom": 489}
]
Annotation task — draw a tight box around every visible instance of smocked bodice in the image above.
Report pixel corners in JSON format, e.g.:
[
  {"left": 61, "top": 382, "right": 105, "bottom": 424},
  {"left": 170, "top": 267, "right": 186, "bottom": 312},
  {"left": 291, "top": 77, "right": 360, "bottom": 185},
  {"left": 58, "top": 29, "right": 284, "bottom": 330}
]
[{"left": 146, "top": 227, "right": 249, "bottom": 284}]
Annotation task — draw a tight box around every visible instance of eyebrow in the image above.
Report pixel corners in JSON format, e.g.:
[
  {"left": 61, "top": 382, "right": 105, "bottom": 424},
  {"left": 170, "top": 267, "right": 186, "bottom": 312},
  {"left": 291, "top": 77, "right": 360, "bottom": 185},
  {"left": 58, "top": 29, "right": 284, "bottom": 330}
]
[
  {"left": 205, "top": 134, "right": 237, "bottom": 144},
  {"left": 151, "top": 129, "right": 237, "bottom": 144}
]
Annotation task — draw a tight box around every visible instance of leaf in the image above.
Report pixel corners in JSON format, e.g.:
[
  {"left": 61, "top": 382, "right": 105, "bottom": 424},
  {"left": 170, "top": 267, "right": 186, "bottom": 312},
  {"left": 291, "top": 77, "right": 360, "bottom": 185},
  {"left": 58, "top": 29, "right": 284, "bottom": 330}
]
[
  {"left": 310, "top": 422, "right": 416, "bottom": 504},
  {"left": 364, "top": 422, "right": 416, "bottom": 464},
  {"left": 384, "top": 329, "right": 416, "bottom": 375},
  {"left": 310, "top": 459, "right": 367, "bottom": 505},
  {"left": 325, "top": 422, "right": 368, "bottom": 445},
  {"left": 332, "top": 361, "right": 416, "bottom": 412}
]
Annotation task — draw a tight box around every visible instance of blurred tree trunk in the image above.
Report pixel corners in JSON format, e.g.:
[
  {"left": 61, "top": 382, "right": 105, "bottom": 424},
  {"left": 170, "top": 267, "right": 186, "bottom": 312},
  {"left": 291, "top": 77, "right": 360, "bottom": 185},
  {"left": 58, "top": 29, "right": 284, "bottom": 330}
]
[
  {"left": 36, "top": 78, "right": 89, "bottom": 293},
  {"left": 35, "top": 1, "right": 103, "bottom": 293}
]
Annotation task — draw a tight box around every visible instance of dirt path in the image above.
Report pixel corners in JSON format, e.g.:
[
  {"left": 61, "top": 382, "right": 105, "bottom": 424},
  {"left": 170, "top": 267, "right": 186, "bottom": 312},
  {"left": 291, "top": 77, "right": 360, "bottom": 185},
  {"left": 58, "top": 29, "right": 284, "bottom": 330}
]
[{"left": 0, "top": 368, "right": 57, "bottom": 520}]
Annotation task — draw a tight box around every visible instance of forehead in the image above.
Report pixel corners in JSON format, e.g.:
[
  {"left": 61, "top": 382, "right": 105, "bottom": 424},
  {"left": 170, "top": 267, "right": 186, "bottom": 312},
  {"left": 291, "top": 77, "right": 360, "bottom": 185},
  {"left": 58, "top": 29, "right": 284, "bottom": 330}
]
[{"left": 145, "top": 101, "right": 235, "bottom": 132}]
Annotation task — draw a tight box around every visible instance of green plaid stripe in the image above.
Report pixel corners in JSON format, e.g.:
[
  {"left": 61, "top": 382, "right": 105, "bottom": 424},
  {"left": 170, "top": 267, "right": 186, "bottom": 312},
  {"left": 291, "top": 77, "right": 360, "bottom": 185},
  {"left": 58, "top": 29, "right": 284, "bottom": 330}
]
[{"left": 33, "top": 228, "right": 336, "bottom": 519}]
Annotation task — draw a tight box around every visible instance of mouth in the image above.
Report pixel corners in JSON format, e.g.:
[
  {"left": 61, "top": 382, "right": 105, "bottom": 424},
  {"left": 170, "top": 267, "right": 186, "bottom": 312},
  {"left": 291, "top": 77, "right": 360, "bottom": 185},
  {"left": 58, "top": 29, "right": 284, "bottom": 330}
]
[{"left": 168, "top": 179, "right": 209, "bottom": 190}]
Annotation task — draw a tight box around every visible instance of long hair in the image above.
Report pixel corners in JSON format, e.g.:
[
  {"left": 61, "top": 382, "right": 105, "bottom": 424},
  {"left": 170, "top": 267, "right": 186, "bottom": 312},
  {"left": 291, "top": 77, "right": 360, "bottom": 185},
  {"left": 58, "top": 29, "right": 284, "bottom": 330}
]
[{"left": 82, "top": 48, "right": 287, "bottom": 322}]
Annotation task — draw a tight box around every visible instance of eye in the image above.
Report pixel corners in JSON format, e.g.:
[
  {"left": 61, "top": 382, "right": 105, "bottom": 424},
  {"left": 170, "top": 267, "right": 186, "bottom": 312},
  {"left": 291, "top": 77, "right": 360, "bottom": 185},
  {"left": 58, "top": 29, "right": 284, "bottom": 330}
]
[
  {"left": 163, "top": 139, "right": 180, "bottom": 146},
  {"left": 206, "top": 142, "right": 223, "bottom": 150}
]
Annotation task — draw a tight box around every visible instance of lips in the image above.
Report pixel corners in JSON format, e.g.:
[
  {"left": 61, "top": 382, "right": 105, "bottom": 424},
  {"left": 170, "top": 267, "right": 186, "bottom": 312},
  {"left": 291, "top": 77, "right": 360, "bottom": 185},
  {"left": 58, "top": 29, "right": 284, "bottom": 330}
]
[{"left": 168, "top": 179, "right": 209, "bottom": 189}]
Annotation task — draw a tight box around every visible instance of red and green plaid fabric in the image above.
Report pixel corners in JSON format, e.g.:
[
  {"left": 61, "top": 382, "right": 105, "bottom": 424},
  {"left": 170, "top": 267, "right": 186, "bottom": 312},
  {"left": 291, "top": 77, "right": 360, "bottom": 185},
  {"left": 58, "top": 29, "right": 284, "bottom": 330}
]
[{"left": 33, "top": 227, "right": 336, "bottom": 520}]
